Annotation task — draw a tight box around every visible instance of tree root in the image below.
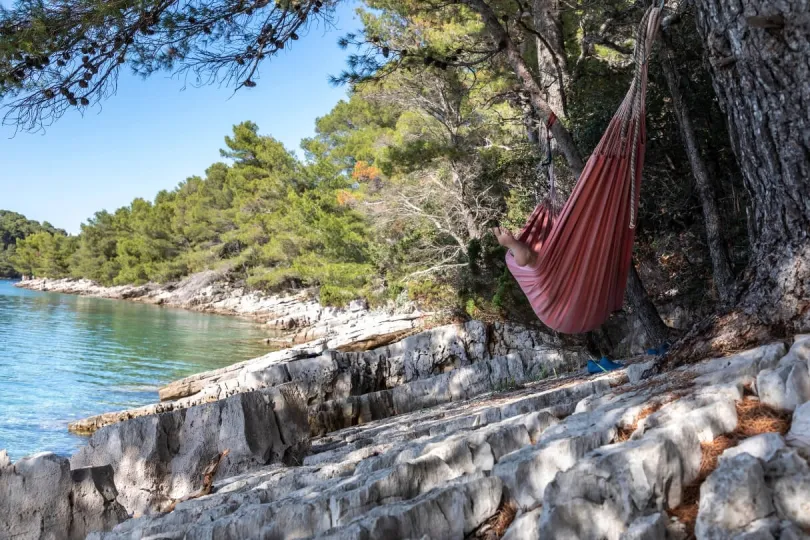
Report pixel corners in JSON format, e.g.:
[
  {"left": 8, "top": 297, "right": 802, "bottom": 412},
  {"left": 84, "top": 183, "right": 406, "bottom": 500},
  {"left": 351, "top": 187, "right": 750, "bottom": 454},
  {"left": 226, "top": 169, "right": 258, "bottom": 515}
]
[
  {"left": 663, "top": 310, "right": 777, "bottom": 369},
  {"left": 161, "top": 449, "right": 230, "bottom": 513}
]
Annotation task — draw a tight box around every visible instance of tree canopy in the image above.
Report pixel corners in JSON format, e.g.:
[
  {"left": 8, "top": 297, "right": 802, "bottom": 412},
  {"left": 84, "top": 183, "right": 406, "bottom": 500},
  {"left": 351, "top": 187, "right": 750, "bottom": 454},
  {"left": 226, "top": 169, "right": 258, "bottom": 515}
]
[
  {"left": 0, "top": 210, "right": 66, "bottom": 277},
  {"left": 3, "top": 0, "right": 807, "bottom": 341}
]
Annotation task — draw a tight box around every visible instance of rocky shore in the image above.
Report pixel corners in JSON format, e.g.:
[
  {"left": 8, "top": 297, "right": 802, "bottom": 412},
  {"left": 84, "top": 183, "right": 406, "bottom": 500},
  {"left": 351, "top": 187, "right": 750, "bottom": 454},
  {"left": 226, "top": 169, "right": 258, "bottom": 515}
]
[
  {"left": 4, "top": 278, "right": 810, "bottom": 539},
  {"left": 16, "top": 273, "right": 429, "bottom": 350}
]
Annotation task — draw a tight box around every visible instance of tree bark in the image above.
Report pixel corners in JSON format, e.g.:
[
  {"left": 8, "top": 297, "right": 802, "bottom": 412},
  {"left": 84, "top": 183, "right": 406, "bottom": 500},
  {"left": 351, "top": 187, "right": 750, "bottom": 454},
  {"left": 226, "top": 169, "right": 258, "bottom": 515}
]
[
  {"left": 660, "top": 34, "right": 738, "bottom": 306},
  {"left": 693, "top": 0, "right": 810, "bottom": 332},
  {"left": 532, "top": 0, "right": 569, "bottom": 117},
  {"left": 626, "top": 264, "right": 670, "bottom": 346}
]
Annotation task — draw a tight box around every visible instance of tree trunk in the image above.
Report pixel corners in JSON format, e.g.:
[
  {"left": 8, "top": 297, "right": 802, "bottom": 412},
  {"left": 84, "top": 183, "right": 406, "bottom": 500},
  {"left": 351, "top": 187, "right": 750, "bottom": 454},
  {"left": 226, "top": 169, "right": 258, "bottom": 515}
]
[
  {"left": 461, "top": 0, "right": 585, "bottom": 175},
  {"left": 660, "top": 35, "right": 738, "bottom": 306},
  {"left": 532, "top": 0, "right": 569, "bottom": 117},
  {"left": 626, "top": 265, "right": 670, "bottom": 346},
  {"left": 693, "top": 0, "right": 810, "bottom": 332}
]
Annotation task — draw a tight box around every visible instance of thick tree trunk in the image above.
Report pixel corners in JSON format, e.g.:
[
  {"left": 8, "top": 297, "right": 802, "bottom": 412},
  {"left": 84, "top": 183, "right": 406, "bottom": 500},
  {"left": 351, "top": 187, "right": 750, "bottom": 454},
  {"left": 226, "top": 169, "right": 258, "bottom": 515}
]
[
  {"left": 660, "top": 35, "right": 738, "bottom": 306},
  {"left": 693, "top": 0, "right": 810, "bottom": 332},
  {"left": 626, "top": 265, "right": 670, "bottom": 346},
  {"left": 532, "top": 0, "right": 569, "bottom": 117}
]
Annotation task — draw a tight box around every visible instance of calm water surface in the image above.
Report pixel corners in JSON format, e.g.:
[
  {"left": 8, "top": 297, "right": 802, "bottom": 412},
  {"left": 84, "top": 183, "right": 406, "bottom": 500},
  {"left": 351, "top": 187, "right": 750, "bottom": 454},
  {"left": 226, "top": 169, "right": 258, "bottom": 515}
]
[{"left": 0, "top": 279, "right": 274, "bottom": 460}]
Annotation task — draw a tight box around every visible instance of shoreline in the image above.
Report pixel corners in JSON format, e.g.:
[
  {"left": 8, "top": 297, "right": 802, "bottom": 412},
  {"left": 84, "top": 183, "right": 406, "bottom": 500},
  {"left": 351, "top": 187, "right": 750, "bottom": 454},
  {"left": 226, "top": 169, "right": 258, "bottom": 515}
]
[
  {"left": 16, "top": 272, "right": 431, "bottom": 348},
  {"left": 14, "top": 272, "right": 318, "bottom": 323}
]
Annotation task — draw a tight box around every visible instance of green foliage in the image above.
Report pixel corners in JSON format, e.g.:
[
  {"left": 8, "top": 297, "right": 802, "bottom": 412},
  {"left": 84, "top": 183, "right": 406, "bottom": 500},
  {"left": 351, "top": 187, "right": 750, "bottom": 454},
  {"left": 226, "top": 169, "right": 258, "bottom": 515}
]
[
  {"left": 0, "top": 0, "right": 336, "bottom": 131},
  {"left": 12, "top": 122, "right": 377, "bottom": 304},
  {"left": 12, "top": 230, "right": 76, "bottom": 278},
  {"left": 0, "top": 210, "right": 65, "bottom": 278},
  {"left": 2, "top": 0, "right": 748, "bottom": 321}
]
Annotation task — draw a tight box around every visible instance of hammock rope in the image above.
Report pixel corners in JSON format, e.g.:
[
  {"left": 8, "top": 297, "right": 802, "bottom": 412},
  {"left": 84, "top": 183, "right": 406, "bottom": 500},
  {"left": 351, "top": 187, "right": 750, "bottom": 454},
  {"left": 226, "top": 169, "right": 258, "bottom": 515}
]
[{"left": 506, "top": 6, "right": 664, "bottom": 334}]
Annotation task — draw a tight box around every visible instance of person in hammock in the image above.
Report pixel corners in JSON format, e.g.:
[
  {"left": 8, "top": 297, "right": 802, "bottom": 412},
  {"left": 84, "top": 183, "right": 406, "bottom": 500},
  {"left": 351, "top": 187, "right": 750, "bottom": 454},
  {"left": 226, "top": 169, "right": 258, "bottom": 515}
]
[
  {"left": 491, "top": 226, "right": 537, "bottom": 267},
  {"left": 483, "top": 5, "right": 663, "bottom": 337},
  {"left": 492, "top": 225, "right": 638, "bottom": 373}
]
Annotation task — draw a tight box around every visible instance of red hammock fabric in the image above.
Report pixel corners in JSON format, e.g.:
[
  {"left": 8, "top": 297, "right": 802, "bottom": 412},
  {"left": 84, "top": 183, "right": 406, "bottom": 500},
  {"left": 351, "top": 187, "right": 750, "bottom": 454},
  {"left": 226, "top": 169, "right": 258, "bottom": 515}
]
[{"left": 507, "top": 7, "right": 663, "bottom": 334}]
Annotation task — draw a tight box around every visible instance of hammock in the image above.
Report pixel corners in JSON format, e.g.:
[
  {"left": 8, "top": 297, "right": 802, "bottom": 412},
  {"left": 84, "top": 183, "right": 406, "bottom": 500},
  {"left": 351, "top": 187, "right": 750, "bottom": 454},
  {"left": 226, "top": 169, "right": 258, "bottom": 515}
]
[{"left": 507, "top": 6, "right": 663, "bottom": 334}]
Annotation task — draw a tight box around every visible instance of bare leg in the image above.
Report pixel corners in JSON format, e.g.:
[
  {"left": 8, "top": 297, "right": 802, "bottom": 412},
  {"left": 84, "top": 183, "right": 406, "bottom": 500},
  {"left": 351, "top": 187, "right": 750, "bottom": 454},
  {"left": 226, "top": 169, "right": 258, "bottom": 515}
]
[{"left": 491, "top": 227, "right": 538, "bottom": 267}]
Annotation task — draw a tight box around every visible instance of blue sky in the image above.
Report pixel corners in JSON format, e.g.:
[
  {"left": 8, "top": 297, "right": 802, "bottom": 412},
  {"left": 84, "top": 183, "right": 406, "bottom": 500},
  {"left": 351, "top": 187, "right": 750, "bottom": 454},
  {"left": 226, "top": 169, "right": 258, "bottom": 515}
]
[{"left": 0, "top": 2, "right": 361, "bottom": 233}]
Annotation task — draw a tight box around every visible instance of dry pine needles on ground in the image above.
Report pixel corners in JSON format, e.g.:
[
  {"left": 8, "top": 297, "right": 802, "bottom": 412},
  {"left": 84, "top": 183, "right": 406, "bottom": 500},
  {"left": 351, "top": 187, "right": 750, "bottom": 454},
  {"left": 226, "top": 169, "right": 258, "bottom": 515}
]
[
  {"left": 668, "top": 398, "right": 792, "bottom": 538},
  {"left": 469, "top": 499, "right": 519, "bottom": 539}
]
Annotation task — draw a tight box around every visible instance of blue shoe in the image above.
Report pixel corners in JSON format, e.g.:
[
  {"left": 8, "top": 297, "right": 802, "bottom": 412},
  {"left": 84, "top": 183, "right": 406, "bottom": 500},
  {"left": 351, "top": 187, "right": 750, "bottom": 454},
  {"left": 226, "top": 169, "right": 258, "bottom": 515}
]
[
  {"left": 598, "top": 357, "right": 623, "bottom": 371},
  {"left": 587, "top": 359, "right": 603, "bottom": 374}
]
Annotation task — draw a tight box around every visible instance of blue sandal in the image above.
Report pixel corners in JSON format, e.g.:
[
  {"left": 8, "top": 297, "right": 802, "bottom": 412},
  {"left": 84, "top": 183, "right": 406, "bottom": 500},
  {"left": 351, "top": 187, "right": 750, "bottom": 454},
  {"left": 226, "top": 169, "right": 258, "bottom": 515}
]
[{"left": 588, "top": 357, "right": 624, "bottom": 374}]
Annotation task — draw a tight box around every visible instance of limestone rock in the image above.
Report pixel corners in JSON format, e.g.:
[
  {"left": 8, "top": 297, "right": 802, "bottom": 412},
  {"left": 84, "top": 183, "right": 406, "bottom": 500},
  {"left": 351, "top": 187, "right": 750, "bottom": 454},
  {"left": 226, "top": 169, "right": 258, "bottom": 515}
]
[
  {"left": 627, "top": 360, "right": 656, "bottom": 384},
  {"left": 316, "top": 476, "right": 503, "bottom": 540},
  {"left": 637, "top": 395, "right": 738, "bottom": 445},
  {"left": 733, "top": 517, "right": 781, "bottom": 539},
  {"left": 501, "top": 507, "right": 543, "bottom": 540},
  {"left": 720, "top": 433, "right": 786, "bottom": 463},
  {"left": 80, "top": 343, "right": 806, "bottom": 540},
  {"left": 764, "top": 449, "right": 810, "bottom": 530},
  {"left": 0, "top": 452, "right": 127, "bottom": 540},
  {"left": 70, "top": 384, "right": 310, "bottom": 515},
  {"left": 756, "top": 360, "right": 810, "bottom": 412},
  {"left": 695, "top": 454, "right": 774, "bottom": 539},
  {"left": 780, "top": 334, "right": 810, "bottom": 366},
  {"left": 538, "top": 437, "right": 685, "bottom": 539},
  {"left": 778, "top": 520, "right": 810, "bottom": 540},
  {"left": 786, "top": 401, "right": 810, "bottom": 459},
  {"left": 689, "top": 343, "right": 787, "bottom": 387},
  {"left": 75, "top": 320, "right": 590, "bottom": 435},
  {"left": 621, "top": 513, "right": 669, "bottom": 540}
]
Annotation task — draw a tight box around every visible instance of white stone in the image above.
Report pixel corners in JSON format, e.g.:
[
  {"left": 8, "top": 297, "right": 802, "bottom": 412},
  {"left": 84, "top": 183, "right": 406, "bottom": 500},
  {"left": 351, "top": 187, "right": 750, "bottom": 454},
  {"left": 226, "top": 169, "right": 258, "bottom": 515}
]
[
  {"left": 720, "top": 433, "right": 786, "bottom": 463},
  {"left": 621, "top": 513, "right": 669, "bottom": 540},
  {"left": 0, "top": 452, "right": 127, "bottom": 540},
  {"left": 627, "top": 360, "right": 657, "bottom": 384},
  {"left": 786, "top": 401, "right": 810, "bottom": 459},
  {"left": 757, "top": 360, "right": 810, "bottom": 412},
  {"left": 501, "top": 508, "right": 543, "bottom": 540},
  {"left": 764, "top": 449, "right": 810, "bottom": 530},
  {"left": 695, "top": 454, "right": 774, "bottom": 539},
  {"left": 539, "top": 437, "right": 685, "bottom": 539},
  {"left": 70, "top": 384, "right": 310, "bottom": 515}
]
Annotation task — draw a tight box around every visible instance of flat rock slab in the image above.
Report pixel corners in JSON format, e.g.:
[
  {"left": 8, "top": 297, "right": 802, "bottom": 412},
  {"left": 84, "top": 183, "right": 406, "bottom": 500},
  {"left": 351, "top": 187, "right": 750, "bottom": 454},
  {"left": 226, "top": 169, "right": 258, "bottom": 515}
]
[{"left": 72, "top": 321, "right": 590, "bottom": 435}]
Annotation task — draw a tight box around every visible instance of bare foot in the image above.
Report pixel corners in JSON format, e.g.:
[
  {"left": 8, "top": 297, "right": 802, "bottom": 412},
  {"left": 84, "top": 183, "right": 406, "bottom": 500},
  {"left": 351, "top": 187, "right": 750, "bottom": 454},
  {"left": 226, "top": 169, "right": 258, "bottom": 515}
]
[
  {"left": 491, "top": 226, "right": 517, "bottom": 248},
  {"left": 492, "top": 226, "right": 537, "bottom": 267}
]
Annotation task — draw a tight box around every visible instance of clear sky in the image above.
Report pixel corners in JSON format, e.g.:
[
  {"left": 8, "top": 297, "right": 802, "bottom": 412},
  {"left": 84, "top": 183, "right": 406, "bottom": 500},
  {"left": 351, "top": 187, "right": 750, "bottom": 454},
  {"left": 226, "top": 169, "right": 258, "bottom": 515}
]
[{"left": 0, "top": 2, "right": 361, "bottom": 233}]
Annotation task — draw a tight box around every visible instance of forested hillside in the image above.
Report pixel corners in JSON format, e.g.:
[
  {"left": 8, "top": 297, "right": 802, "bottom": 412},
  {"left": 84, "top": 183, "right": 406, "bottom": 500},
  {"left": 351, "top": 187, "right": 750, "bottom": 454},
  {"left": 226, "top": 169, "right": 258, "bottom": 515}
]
[
  {"left": 0, "top": 211, "right": 65, "bottom": 278},
  {"left": 3, "top": 0, "right": 807, "bottom": 344}
]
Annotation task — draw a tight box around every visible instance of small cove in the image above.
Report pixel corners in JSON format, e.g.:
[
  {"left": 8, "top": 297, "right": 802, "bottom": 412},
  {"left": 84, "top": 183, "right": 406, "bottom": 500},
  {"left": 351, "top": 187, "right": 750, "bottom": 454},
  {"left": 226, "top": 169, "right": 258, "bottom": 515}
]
[{"left": 0, "top": 279, "right": 275, "bottom": 461}]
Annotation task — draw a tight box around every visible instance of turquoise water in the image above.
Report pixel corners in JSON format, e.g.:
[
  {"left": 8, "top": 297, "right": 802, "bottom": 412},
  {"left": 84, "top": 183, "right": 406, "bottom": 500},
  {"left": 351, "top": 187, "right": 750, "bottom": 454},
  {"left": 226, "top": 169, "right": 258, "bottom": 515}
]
[{"left": 0, "top": 279, "right": 275, "bottom": 461}]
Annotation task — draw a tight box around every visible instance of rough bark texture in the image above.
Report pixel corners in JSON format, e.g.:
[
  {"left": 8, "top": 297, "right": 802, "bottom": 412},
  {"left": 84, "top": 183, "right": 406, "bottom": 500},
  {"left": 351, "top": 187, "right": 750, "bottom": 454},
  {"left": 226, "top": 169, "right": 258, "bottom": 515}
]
[
  {"left": 694, "top": 0, "right": 810, "bottom": 332},
  {"left": 626, "top": 265, "right": 671, "bottom": 347},
  {"left": 532, "top": 0, "right": 569, "bottom": 117},
  {"left": 660, "top": 34, "right": 738, "bottom": 306}
]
